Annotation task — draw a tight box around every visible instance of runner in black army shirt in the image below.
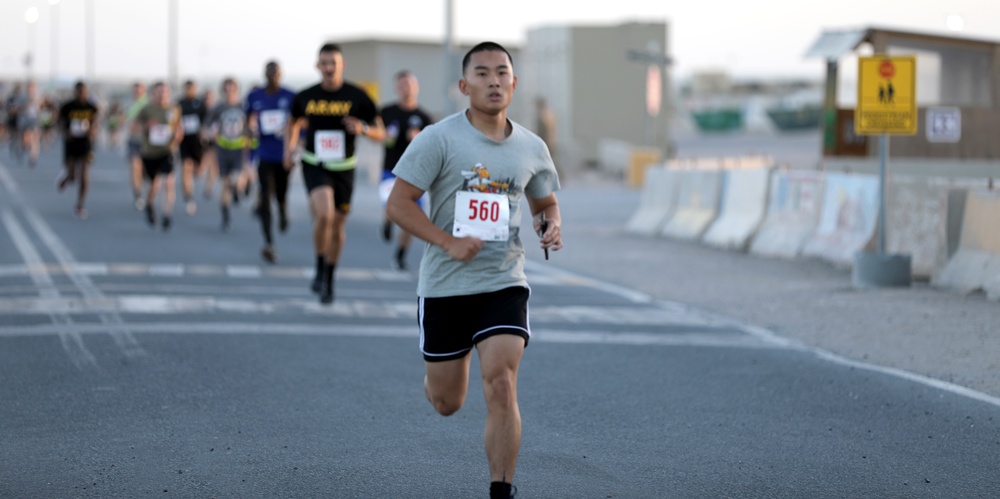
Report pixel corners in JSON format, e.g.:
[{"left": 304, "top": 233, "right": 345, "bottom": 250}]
[
  {"left": 56, "top": 81, "right": 99, "bottom": 219},
  {"left": 284, "top": 43, "right": 385, "bottom": 304}
]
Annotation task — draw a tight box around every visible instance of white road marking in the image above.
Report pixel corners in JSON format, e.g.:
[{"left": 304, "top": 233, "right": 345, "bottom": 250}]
[
  {"left": 1, "top": 209, "right": 98, "bottom": 369},
  {"left": 22, "top": 208, "right": 146, "bottom": 359},
  {"left": 0, "top": 322, "right": 779, "bottom": 350}
]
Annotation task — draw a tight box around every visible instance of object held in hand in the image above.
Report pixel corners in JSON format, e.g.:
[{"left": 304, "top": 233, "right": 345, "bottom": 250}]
[{"left": 538, "top": 213, "right": 549, "bottom": 260}]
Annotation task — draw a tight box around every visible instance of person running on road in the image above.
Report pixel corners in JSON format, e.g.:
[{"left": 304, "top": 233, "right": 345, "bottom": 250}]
[
  {"left": 14, "top": 81, "right": 43, "bottom": 167},
  {"left": 136, "top": 81, "right": 182, "bottom": 231},
  {"left": 105, "top": 100, "right": 124, "bottom": 150},
  {"left": 378, "top": 70, "right": 433, "bottom": 271},
  {"left": 386, "top": 41, "right": 562, "bottom": 499},
  {"left": 125, "top": 82, "right": 149, "bottom": 208},
  {"left": 206, "top": 78, "right": 250, "bottom": 231},
  {"left": 4, "top": 84, "right": 23, "bottom": 161},
  {"left": 178, "top": 80, "right": 207, "bottom": 216},
  {"left": 285, "top": 43, "right": 385, "bottom": 304},
  {"left": 200, "top": 88, "right": 219, "bottom": 200},
  {"left": 247, "top": 61, "right": 296, "bottom": 263},
  {"left": 56, "top": 81, "right": 100, "bottom": 219}
]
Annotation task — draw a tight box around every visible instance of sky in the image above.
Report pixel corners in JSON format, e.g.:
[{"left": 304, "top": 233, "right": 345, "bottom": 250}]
[{"left": 0, "top": 0, "right": 997, "bottom": 86}]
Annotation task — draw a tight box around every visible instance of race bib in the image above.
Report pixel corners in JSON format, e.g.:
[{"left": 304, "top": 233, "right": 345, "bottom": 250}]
[
  {"left": 259, "top": 109, "right": 286, "bottom": 135},
  {"left": 315, "top": 130, "right": 345, "bottom": 161},
  {"left": 70, "top": 119, "right": 90, "bottom": 138},
  {"left": 453, "top": 191, "right": 510, "bottom": 241},
  {"left": 182, "top": 114, "right": 200, "bottom": 134},
  {"left": 149, "top": 124, "right": 172, "bottom": 146}
]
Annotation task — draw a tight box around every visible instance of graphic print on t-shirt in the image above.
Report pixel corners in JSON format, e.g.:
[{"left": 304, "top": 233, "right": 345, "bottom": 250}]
[{"left": 454, "top": 163, "right": 517, "bottom": 241}]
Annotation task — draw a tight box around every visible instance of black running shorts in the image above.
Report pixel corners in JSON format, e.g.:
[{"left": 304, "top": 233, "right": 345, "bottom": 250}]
[
  {"left": 301, "top": 163, "right": 355, "bottom": 213},
  {"left": 141, "top": 154, "right": 174, "bottom": 180},
  {"left": 179, "top": 136, "right": 203, "bottom": 162},
  {"left": 418, "top": 286, "right": 530, "bottom": 362},
  {"left": 64, "top": 139, "right": 93, "bottom": 162}
]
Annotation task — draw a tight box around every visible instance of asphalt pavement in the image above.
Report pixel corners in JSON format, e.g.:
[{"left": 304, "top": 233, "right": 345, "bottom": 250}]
[{"left": 1, "top": 143, "right": 998, "bottom": 498}]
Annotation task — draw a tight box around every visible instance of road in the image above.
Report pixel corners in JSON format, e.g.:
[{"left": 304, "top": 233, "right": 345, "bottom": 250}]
[{"left": 1, "top": 144, "right": 998, "bottom": 498}]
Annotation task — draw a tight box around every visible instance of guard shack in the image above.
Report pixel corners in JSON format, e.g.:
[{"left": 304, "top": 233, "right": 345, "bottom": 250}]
[{"left": 806, "top": 27, "right": 1000, "bottom": 161}]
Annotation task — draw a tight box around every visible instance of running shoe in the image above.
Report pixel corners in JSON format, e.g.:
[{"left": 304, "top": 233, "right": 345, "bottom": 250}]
[
  {"left": 55, "top": 170, "right": 68, "bottom": 192},
  {"left": 380, "top": 220, "right": 392, "bottom": 243},
  {"left": 279, "top": 209, "right": 289, "bottom": 233},
  {"left": 145, "top": 204, "right": 155, "bottom": 226},
  {"left": 74, "top": 207, "right": 88, "bottom": 220},
  {"left": 261, "top": 245, "right": 277, "bottom": 263},
  {"left": 134, "top": 195, "right": 145, "bottom": 211},
  {"left": 393, "top": 248, "right": 408, "bottom": 271},
  {"left": 221, "top": 206, "right": 231, "bottom": 231},
  {"left": 185, "top": 199, "right": 197, "bottom": 216},
  {"left": 162, "top": 216, "right": 172, "bottom": 232},
  {"left": 319, "top": 285, "right": 333, "bottom": 305}
]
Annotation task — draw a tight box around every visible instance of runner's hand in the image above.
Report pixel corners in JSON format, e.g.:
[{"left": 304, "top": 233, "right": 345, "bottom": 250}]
[
  {"left": 444, "top": 236, "right": 483, "bottom": 263},
  {"left": 342, "top": 116, "right": 365, "bottom": 135},
  {"left": 535, "top": 216, "right": 563, "bottom": 252}
]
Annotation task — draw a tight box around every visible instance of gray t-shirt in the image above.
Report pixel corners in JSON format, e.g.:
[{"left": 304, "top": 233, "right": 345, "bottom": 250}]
[
  {"left": 208, "top": 102, "right": 247, "bottom": 149},
  {"left": 392, "top": 110, "right": 560, "bottom": 298}
]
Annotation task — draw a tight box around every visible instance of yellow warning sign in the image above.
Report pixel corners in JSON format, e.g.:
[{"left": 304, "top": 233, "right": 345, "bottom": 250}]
[{"left": 855, "top": 55, "right": 917, "bottom": 135}]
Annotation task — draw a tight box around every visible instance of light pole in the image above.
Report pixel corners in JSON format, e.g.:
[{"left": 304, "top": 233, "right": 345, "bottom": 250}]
[
  {"left": 442, "top": 0, "right": 456, "bottom": 117},
  {"left": 49, "top": 0, "right": 61, "bottom": 87},
  {"left": 168, "top": 0, "right": 178, "bottom": 89},
  {"left": 24, "top": 6, "right": 40, "bottom": 80},
  {"left": 85, "top": 0, "right": 95, "bottom": 80}
]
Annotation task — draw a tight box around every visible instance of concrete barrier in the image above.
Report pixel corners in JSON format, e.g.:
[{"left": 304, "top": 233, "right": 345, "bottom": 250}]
[
  {"left": 749, "top": 170, "right": 825, "bottom": 259},
  {"left": 660, "top": 169, "right": 724, "bottom": 241},
  {"left": 702, "top": 167, "right": 773, "bottom": 250},
  {"left": 801, "top": 173, "right": 880, "bottom": 267},
  {"left": 625, "top": 167, "right": 681, "bottom": 236},
  {"left": 933, "top": 189, "right": 1000, "bottom": 299},
  {"left": 886, "top": 177, "right": 987, "bottom": 279}
]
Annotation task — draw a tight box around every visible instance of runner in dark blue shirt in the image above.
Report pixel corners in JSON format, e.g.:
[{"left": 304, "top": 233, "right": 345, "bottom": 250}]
[{"left": 247, "top": 61, "right": 296, "bottom": 263}]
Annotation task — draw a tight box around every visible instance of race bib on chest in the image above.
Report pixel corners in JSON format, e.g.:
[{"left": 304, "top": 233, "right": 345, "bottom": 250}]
[
  {"left": 259, "top": 109, "right": 286, "bottom": 135},
  {"left": 182, "top": 114, "right": 200, "bottom": 134},
  {"left": 70, "top": 119, "right": 90, "bottom": 138},
  {"left": 453, "top": 191, "right": 510, "bottom": 241},
  {"left": 149, "top": 124, "right": 172, "bottom": 146},
  {"left": 315, "top": 130, "right": 345, "bottom": 161}
]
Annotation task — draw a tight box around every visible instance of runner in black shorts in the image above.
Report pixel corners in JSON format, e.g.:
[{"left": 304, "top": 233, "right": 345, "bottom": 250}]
[
  {"left": 56, "top": 81, "right": 99, "bottom": 219},
  {"left": 386, "top": 42, "right": 563, "bottom": 499},
  {"left": 285, "top": 43, "right": 384, "bottom": 304},
  {"left": 247, "top": 61, "right": 296, "bottom": 263},
  {"left": 137, "top": 82, "right": 183, "bottom": 231},
  {"left": 178, "top": 80, "right": 206, "bottom": 215}
]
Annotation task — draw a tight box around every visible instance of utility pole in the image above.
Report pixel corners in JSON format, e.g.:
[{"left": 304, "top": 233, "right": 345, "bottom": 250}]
[{"left": 442, "top": 0, "right": 456, "bottom": 116}]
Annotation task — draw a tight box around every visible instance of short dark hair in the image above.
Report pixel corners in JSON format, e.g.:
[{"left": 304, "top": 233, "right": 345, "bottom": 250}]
[
  {"left": 394, "top": 69, "right": 413, "bottom": 81},
  {"left": 319, "top": 43, "right": 342, "bottom": 56},
  {"left": 461, "top": 41, "right": 513, "bottom": 74},
  {"left": 221, "top": 78, "right": 236, "bottom": 91},
  {"left": 183, "top": 79, "right": 195, "bottom": 87},
  {"left": 74, "top": 80, "right": 86, "bottom": 91}
]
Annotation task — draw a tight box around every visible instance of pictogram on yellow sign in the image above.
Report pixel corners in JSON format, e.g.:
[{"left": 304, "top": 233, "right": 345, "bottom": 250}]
[{"left": 855, "top": 55, "right": 917, "bottom": 135}]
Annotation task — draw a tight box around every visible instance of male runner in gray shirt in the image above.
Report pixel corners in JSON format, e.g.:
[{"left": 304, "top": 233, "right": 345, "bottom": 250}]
[{"left": 387, "top": 41, "right": 562, "bottom": 499}]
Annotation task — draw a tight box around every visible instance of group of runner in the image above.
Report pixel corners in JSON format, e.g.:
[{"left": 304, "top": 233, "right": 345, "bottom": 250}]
[{"left": 5, "top": 41, "right": 563, "bottom": 498}]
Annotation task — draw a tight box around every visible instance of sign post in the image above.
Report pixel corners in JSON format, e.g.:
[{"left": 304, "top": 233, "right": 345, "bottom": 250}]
[{"left": 852, "top": 55, "right": 917, "bottom": 288}]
